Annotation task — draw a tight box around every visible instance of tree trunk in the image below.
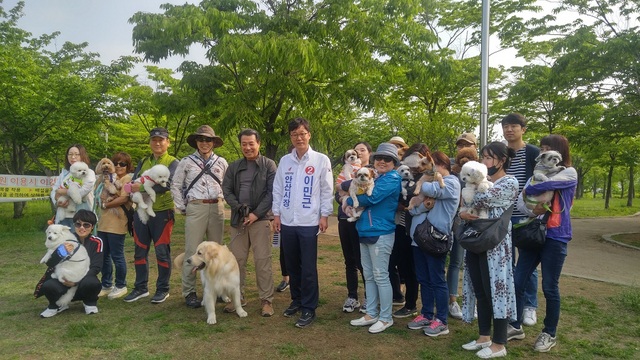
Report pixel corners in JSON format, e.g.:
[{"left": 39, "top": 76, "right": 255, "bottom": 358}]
[
  {"left": 13, "top": 201, "right": 26, "bottom": 219},
  {"left": 628, "top": 164, "right": 635, "bottom": 207},
  {"left": 620, "top": 179, "right": 625, "bottom": 199},
  {"left": 605, "top": 164, "right": 614, "bottom": 209}
]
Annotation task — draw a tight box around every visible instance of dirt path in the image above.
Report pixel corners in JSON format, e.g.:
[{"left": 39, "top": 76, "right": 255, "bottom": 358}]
[{"left": 323, "top": 214, "right": 640, "bottom": 287}]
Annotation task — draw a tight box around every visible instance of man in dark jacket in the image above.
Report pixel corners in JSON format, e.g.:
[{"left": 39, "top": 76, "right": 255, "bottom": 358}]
[{"left": 222, "top": 128, "right": 277, "bottom": 317}]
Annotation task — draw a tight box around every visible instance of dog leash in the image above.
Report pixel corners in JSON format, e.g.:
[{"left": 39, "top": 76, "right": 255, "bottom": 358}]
[{"left": 228, "top": 225, "right": 247, "bottom": 247}]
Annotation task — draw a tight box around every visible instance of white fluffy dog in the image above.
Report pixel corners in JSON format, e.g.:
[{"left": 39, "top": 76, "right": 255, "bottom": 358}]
[
  {"left": 396, "top": 164, "right": 415, "bottom": 201},
  {"left": 346, "top": 167, "right": 376, "bottom": 222},
  {"left": 459, "top": 161, "right": 493, "bottom": 218},
  {"left": 174, "top": 242, "right": 247, "bottom": 325},
  {"left": 340, "top": 149, "right": 362, "bottom": 182},
  {"left": 58, "top": 161, "right": 90, "bottom": 216},
  {"left": 131, "top": 164, "right": 171, "bottom": 224},
  {"left": 40, "top": 224, "right": 90, "bottom": 308},
  {"left": 525, "top": 150, "right": 566, "bottom": 209}
]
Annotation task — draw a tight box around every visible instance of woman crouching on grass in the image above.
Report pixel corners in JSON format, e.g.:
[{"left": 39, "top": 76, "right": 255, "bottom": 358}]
[
  {"left": 508, "top": 135, "right": 577, "bottom": 353},
  {"left": 35, "top": 209, "right": 104, "bottom": 318}
]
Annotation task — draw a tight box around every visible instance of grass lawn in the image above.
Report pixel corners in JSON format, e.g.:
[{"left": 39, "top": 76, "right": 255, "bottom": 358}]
[{"left": 0, "top": 200, "right": 638, "bottom": 359}]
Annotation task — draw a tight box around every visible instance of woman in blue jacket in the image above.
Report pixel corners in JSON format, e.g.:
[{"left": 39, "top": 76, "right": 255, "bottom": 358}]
[{"left": 344, "top": 143, "right": 401, "bottom": 334}]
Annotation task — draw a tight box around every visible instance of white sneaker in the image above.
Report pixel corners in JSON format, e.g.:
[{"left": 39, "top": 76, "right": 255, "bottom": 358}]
[
  {"left": 368, "top": 320, "right": 393, "bottom": 334},
  {"left": 523, "top": 307, "right": 537, "bottom": 326},
  {"left": 449, "top": 301, "right": 462, "bottom": 319},
  {"left": 83, "top": 303, "right": 99, "bottom": 315},
  {"left": 342, "top": 297, "right": 361, "bottom": 313},
  {"left": 98, "top": 286, "right": 113, "bottom": 297},
  {"left": 108, "top": 286, "right": 128, "bottom": 300},
  {"left": 533, "top": 332, "right": 557, "bottom": 352},
  {"left": 40, "top": 305, "right": 69, "bottom": 318}
]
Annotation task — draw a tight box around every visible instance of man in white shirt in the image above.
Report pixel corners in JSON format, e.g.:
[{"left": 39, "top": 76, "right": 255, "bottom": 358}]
[
  {"left": 272, "top": 117, "right": 334, "bottom": 328},
  {"left": 170, "top": 125, "right": 228, "bottom": 309}
]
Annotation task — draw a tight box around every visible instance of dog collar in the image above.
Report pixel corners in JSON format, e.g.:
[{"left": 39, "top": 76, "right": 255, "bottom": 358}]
[
  {"left": 139, "top": 175, "right": 156, "bottom": 184},
  {"left": 423, "top": 170, "right": 435, "bottom": 176}
]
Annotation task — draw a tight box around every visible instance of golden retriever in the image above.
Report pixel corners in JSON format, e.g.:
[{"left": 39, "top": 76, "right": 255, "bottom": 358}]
[{"left": 174, "top": 241, "right": 247, "bottom": 324}]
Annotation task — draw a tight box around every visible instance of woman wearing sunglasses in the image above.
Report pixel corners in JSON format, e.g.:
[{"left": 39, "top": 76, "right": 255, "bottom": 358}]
[
  {"left": 96, "top": 152, "right": 134, "bottom": 300},
  {"left": 36, "top": 209, "right": 104, "bottom": 318},
  {"left": 344, "top": 143, "right": 402, "bottom": 334}
]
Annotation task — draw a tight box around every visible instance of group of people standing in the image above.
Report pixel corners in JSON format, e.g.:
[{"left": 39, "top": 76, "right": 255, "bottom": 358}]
[{"left": 35, "top": 113, "right": 577, "bottom": 357}]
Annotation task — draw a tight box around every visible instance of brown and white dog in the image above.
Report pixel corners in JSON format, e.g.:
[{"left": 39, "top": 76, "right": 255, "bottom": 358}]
[
  {"left": 340, "top": 149, "right": 362, "bottom": 182},
  {"left": 346, "top": 167, "right": 376, "bottom": 222},
  {"left": 174, "top": 242, "right": 247, "bottom": 325},
  {"left": 404, "top": 153, "right": 444, "bottom": 210},
  {"left": 525, "top": 150, "right": 566, "bottom": 209}
]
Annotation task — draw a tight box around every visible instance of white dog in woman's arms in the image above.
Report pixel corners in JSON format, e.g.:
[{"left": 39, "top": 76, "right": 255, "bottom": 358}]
[
  {"left": 525, "top": 151, "right": 566, "bottom": 209},
  {"left": 343, "top": 167, "right": 376, "bottom": 222},
  {"left": 130, "top": 164, "right": 171, "bottom": 224},
  {"left": 40, "top": 224, "right": 90, "bottom": 308},
  {"left": 459, "top": 161, "right": 493, "bottom": 218},
  {"left": 58, "top": 161, "right": 91, "bottom": 216},
  {"left": 337, "top": 149, "right": 362, "bottom": 185}
]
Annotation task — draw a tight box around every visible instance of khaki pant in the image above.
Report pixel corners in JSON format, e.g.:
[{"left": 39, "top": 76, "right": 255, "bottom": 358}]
[
  {"left": 181, "top": 200, "right": 225, "bottom": 297},
  {"left": 228, "top": 219, "right": 274, "bottom": 302}
]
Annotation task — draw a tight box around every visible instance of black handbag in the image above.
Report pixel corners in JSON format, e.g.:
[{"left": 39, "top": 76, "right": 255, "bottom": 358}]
[
  {"left": 512, "top": 211, "right": 550, "bottom": 250},
  {"left": 413, "top": 217, "right": 452, "bottom": 255},
  {"left": 457, "top": 207, "right": 513, "bottom": 254}
]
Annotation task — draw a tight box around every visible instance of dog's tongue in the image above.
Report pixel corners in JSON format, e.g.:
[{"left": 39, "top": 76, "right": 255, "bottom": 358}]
[{"left": 191, "top": 267, "right": 198, "bottom": 274}]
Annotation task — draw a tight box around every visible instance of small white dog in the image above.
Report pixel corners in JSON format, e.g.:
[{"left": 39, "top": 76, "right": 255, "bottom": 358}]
[
  {"left": 131, "top": 164, "right": 171, "bottom": 224},
  {"left": 40, "top": 224, "right": 90, "bottom": 308},
  {"left": 525, "top": 150, "right": 566, "bottom": 209},
  {"left": 58, "top": 161, "right": 90, "bottom": 216},
  {"left": 346, "top": 167, "right": 376, "bottom": 222},
  {"left": 459, "top": 161, "right": 493, "bottom": 218},
  {"left": 396, "top": 164, "right": 415, "bottom": 201},
  {"left": 340, "top": 149, "right": 362, "bottom": 182}
]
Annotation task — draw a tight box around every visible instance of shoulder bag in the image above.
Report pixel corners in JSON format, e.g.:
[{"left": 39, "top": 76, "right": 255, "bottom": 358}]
[
  {"left": 457, "top": 207, "right": 513, "bottom": 254},
  {"left": 413, "top": 217, "right": 452, "bottom": 255}
]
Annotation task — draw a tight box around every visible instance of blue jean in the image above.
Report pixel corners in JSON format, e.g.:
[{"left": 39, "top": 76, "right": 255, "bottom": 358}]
[
  {"left": 511, "top": 238, "right": 567, "bottom": 337},
  {"left": 512, "top": 216, "right": 539, "bottom": 309},
  {"left": 447, "top": 233, "right": 463, "bottom": 297},
  {"left": 413, "top": 246, "right": 449, "bottom": 324},
  {"left": 360, "top": 233, "right": 394, "bottom": 322},
  {"left": 98, "top": 231, "right": 127, "bottom": 289},
  {"left": 281, "top": 225, "right": 319, "bottom": 313}
]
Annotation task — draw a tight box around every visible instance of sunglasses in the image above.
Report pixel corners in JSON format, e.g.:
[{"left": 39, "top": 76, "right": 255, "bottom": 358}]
[
  {"left": 74, "top": 222, "right": 93, "bottom": 229},
  {"left": 374, "top": 155, "right": 394, "bottom": 163},
  {"left": 114, "top": 162, "right": 128, "bottom": 167},
  {"left": 196, "top": 136, "right": 214, "bottom": 143}
]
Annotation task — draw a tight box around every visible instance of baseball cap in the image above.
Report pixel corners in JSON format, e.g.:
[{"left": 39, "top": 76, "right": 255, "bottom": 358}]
[
  {"left": 456, "top": 133, "right": 477, "bottom": 146},
  {"left": 149, "top": 127, "right": 169, "bottom": 139}
]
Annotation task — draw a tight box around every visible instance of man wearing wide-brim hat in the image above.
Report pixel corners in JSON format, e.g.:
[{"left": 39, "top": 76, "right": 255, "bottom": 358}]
[{"left": 170, "top": 125, "right": 229, "bottom": 309}]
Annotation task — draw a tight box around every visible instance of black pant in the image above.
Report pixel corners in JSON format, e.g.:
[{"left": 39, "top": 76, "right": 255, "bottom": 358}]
[
  {"left": 40, "top": 275, "right": 101, "bottom": 308},
  {"left": 337, "top": 219, "right": 365, "bottom": 300},
  {"left": 389, "top": 225, "right": 419, "bottom": 308},
  {"left": 279, "top": 243, "right": 288, "bottom": 277},
  {"left": 466, "top": 251, "right": 508, "bottom": 345}
]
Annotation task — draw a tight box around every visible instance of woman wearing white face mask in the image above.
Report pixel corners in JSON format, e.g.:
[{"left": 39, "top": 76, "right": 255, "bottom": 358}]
[{"left": 460, "top": 141, "right": 518, "bottom": 359}]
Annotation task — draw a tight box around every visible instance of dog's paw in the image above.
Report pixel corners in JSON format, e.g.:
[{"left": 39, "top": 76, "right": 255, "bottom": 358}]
[
  {"left": 236, "top": 309, "right": 248, "bottom": 318},
  {"left": 206, "top": 316, "right": 217, "bottom": 325}
]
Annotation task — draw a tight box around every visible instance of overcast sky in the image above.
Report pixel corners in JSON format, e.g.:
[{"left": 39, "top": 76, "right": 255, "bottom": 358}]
[{"left": 4, "top": 0, "right": 206, "bottom": 77}]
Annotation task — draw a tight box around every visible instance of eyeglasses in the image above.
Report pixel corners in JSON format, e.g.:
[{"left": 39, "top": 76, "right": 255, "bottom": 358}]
[
  {"left": 67, "top": 153, "right": 81, "bottom": 157},
  {"left": 290, "top": 132, "right": 309, "bottom": 139},
  {"left": 115, "top": 162, "right": 128, "bottom": 167},
  {"left": 74, "top": 222, "right": 93, "bottom": 229},
  {"left": 196, "top": 136, "right": 213, "bottom": 143},
  {"left": 374, "top": 156, "right": 394, "bottom": 163}
]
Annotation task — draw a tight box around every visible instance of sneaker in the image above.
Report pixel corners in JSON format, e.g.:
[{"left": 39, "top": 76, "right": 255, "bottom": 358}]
[
  {"left": 449, "top": 301, "right": 463, "bottom": 319},
  {"left": 476, "top": 347, "right": 507, "bottom": 358},
  {"left": 40, "top": 305, "right": 69, "bottom": 318},
  {"left": 108, "top": 286, "right": 128, "bottom": 300},
  {"left": 295, "top": 311, "right": 316, "bottom": 328},
  {"left": 423, "top": 318, "right": 449, "bottom": 337},
  {"left": 392, "top": 297, "right": 406, "bottom": 306},
  {"left": 523, "top": 307, "right": 538, "bottom": 326},
  {"left": 507, "top": 324, "right": 526, "bottom": 341},
  {"left": 276, "top": 280, "right": 289, "bottom": 292},
  {"left": 123, "top": 288, "right": 150, "bottom": 303},
  {"left": 98, "top": 286, "right": 113, "bottom": 297},
  {"left": 150, "top": 291, "right": 169, "bottom": 304},
  {"left": 407, "top": 314, "right": 431, "bottom": 330},
  {"left": 185, "top": 292, "right": 202, "bottom": 308},
  {"left": 393, "top": 307, "right": 418, "bottom": 318},
  {"left": 533, "top": 332, "right": 557, "bottom": 352},
  {"left": 283, "top": 302, "right": 300, "bottom": 317},
  {"left": 350, "top": 316, "right": 378, "bottom": 326},
  {"left": 342, "top": 297, "right": 360, "bottom": 313},
  {"left": 83, "top": 302, "right": 99, "bottom": 315},
  {"left": 261, "top": 300, "right": 274, "bottom": 317},
  {"left": 223, "top": 297, "right": 248, "bottom": 313},
  {"left": 462, "top": 340, "right": 492, "bottom": 351},
  {"left": 359, "top": 299, "right": 367, "bottom": 314},
  {"left": 368, "top": 320, "right": 393, "bottom": 334}
]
